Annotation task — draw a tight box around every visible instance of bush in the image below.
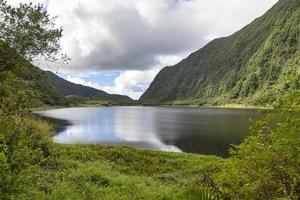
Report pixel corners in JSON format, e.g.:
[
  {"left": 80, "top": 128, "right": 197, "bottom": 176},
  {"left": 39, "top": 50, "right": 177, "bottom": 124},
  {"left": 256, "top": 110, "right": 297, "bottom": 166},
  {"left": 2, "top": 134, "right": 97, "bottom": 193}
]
[
  {"left": 211, "top": 92, "right": 300, "bottom": 199},
  {"left": 0, "top": 112, "right": 53, "bottom": 198}
]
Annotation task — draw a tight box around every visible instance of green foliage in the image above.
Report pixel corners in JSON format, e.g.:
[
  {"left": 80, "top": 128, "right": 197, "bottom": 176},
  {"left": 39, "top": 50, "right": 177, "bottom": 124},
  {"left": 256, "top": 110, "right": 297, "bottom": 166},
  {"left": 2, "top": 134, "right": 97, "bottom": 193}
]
[
  {"left": 0, "top": 0, "right": 69, "bottom": 108},
  {"left": 185, "top": 186, "right": 217, "bottom": 200},
  {"left": 196, "top": 92, "right": 300, "bottom": 199},
  {"left": 140, "top": 0, "right": 300, "bottom": 107},
  {"left": 0, "top": 49, "right": 69, "bottom": 108},
  {"left": 0, "top": 0, "right": 68, "bottom": 62},
  {"left": 0, "top": 112, "right": 53, "bottom": 199}
]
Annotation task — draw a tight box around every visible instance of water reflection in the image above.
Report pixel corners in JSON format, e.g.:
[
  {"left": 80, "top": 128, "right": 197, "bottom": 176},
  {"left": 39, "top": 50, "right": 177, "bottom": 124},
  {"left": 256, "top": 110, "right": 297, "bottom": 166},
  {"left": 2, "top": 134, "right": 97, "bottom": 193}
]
[
  {"left": 114, "top": 107, "right": 181, "bottom": 152},
  {"left": 35, "top": 106, "right": 262, "bottom": 157}
]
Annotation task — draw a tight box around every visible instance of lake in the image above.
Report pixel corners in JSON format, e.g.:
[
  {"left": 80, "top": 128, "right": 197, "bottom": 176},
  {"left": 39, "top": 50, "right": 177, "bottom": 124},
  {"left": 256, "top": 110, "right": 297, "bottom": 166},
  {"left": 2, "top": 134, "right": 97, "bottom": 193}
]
[{"left": 35, "top": 106, "right": 262, "bottom": 157}]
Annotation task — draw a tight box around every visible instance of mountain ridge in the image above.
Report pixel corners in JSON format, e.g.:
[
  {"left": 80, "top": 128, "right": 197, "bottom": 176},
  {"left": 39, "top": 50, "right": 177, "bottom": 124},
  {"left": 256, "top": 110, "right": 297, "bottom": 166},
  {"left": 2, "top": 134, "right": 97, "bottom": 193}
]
[
  {"left": 45, "top": 71, "right": 136, "bottom": 105},
  {"left": 45, "top": 71, "right": 108, "bottom": 97},
  {"left": 139, "top": 0, "right": 300, "bottom": 106}
]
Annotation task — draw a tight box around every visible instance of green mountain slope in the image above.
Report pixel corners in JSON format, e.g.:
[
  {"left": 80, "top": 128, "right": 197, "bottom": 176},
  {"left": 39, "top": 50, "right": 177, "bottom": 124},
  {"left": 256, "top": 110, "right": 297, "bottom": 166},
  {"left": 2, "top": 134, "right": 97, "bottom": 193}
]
[
  {"left": 45, "top": 71, "right": 136, "bottom": 105},
  {"left": 0, "top": 42, "right": 69, "bottom": 106},
  {"left": 140, "top": 0, "right": 300, "bottom": 106}
]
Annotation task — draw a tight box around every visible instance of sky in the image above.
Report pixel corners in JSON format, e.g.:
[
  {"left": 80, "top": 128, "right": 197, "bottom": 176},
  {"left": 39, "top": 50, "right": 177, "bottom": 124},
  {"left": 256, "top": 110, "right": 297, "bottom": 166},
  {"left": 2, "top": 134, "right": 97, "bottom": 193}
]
[{"left": 8, "top": 0, "right": 278, "bottom": 99}]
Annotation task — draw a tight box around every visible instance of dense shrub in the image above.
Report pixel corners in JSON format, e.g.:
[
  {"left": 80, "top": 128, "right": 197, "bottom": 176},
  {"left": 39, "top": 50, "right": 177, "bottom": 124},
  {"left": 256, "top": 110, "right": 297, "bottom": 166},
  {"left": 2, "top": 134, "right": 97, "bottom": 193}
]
[{"left": 198, "top": 92, "right": 300, "bottom": 199}]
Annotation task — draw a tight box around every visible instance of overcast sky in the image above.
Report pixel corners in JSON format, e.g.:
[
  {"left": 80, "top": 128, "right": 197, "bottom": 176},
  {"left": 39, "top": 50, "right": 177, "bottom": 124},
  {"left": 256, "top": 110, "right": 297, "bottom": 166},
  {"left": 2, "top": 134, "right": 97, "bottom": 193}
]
[{"left": 8, "top": 0, "right": 278, "bottom": 99}]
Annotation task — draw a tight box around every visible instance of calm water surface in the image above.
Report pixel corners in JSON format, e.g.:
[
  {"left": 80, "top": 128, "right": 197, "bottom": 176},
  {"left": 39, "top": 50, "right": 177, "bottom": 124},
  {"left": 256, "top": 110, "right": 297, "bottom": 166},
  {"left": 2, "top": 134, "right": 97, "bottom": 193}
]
[{"left": 36, "top": 106, "right": 262, "bottom": 157}]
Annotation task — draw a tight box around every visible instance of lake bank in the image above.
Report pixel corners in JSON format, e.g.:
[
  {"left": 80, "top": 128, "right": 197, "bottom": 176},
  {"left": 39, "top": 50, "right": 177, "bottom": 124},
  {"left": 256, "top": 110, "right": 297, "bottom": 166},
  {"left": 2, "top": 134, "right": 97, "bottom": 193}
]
[
  {"left": 31, "top": 102, "right": 272, "bottom": 113},
  {"left": 22, "top": 142, "right": 223, "bottom": 199},
  {"left": 152, "top": 102, "right": 271, "bottom": 110}
]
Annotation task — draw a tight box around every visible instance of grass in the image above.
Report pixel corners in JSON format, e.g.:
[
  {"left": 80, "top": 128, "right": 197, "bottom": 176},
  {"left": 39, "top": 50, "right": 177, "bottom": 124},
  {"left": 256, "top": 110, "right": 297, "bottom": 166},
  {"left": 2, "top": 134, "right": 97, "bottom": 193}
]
[
  {"left": 29, "top": 102, "right": 111, "bottom": 112},
  {"left": 17, "top": 144, "right": 222, "bottom": 200},
  {"left": 211, "top": 103, "right": 271, "bottom": 110},
  {"left": 147, "top": 103, "right": 270, "bottom": 110},
  {"left": 143, "top": 98, "right": 271, "bottom": 110}
]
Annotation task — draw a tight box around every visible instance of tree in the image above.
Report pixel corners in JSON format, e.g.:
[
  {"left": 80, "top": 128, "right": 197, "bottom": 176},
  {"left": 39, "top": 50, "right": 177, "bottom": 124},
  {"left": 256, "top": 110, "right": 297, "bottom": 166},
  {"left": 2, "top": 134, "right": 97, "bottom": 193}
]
[
  {"left": 0, "top": 0, "right": 68, "bottom": 63},
  {"left": 0, "top": 0, "right": 69, "bottom": 111},
  {"left": 0, "top": 1, "right": 69, "bottom": 198}
]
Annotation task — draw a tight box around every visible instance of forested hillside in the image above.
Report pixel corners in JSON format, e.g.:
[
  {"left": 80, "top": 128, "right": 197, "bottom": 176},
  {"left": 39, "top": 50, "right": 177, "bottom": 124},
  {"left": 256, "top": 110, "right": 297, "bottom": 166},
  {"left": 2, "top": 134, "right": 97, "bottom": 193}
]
[
  {"left": 140, "top": 0, "right": 300, "bottom": 106},
  {"left": 0, "top": 41, "right": 69, "bottom": 107}
]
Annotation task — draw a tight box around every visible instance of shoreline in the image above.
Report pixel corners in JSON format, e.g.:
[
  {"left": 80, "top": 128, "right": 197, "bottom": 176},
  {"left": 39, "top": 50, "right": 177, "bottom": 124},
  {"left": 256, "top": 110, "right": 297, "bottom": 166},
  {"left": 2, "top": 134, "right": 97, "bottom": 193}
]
[
  {"left": 143, "top": 103, "right": 272, "bottom": 110},
  {"left": 206, "top": 103, "right": 271, "bottom": 110},
  {"left": 31, "top": 103, "right": 272, "bottom": 112}
]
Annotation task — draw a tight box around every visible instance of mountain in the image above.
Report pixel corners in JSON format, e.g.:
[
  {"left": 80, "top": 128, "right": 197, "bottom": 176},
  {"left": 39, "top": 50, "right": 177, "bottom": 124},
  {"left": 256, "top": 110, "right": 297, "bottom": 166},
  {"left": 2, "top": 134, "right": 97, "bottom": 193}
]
[
  {"left": 0, "top": 41, "right": 69, "bottom": 106},
  {"left": 45, "top": 71, "right": 107, "bottom": 98},
  {"left": 45, "top": 71, "right": 136, "bottom": 105},
  {"left": 140, "top": 0, "right": 300, "bottom": 106}
]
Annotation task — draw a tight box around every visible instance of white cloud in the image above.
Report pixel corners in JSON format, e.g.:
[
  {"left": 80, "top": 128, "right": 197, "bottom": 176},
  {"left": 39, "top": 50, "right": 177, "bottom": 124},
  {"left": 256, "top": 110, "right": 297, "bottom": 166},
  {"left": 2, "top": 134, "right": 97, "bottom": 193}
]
[
  {"left": 65, "top": 55, "right": 182, "bottom": 99},
  {"left": 8, "top": 0, "right": 278, "bottom": 72}
]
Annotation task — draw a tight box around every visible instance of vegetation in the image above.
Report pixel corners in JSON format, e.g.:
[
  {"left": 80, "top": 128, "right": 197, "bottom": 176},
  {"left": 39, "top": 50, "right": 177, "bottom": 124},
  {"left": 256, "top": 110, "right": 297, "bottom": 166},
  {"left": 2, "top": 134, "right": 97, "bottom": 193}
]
[
  {"left": 207, "top": 92, "right": 300, "bottom": 199},
  {"left": 0, "top": 0, "right": 67, "bottom": 62},
  {"left": 140, "top": 0, "right": 300, "bottom": 107},
  {"left": 0, "top": 0, "right": 299, "bottom": 199},
  {"left": 0, "top": 0, "right": 69, "bottom": 107},
  {"left": 185, "top": 186, "right": 217, "bottom": 200}
]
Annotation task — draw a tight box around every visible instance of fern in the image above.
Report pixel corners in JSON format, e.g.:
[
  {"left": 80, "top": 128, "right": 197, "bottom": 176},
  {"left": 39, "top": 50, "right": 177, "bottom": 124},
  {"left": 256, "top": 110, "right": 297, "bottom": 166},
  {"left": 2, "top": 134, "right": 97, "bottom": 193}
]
[{"left": 186, "top": 186, "right": 217, "bottom": 200}]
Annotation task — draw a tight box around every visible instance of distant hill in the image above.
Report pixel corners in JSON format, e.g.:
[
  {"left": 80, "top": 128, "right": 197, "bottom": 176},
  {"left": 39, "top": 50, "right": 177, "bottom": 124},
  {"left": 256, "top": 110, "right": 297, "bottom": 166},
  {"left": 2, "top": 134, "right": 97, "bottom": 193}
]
[
  {"left": 45, "top": 71, "right": 107, "bottom": 98},
  {"left": 140, "top": 0, "right": 300, "bottom": 106},
  {"left": 45, "top": 71, "right": 136, "bottom": 105}
]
